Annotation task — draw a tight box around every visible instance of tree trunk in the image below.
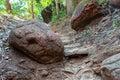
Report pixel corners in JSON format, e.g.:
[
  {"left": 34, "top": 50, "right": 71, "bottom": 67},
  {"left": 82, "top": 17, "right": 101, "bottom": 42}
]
[
  {"left": 31, "top": 0, "right": 35, "bottom": 19},
  {"left": 66, "top": 0, "right": 81, "bottom": 16},
  {"left": 6, "top": 0, "right": 11, "bottom": 13},
  {"left": 55, "top": 0, "right": 59, "bottom": 16}
]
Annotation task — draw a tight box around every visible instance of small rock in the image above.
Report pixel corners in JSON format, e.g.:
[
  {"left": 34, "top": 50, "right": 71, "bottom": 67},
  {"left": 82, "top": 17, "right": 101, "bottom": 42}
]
[
  {"left": 64, "top": 43, "right": 81, "bottom": 49},
  {"left": 0, "top": 54, "right": 2, "bottom": 62},
  {"left": 62, "top": 39, "right": 72, "bottom": 45},
  {"left": 3, "top": 70, "right": 29, "bottom": 80},
  {"left": 92, "top": 66, "right": 101, "bottom": 74},
  {"left": 64, "top": 45, "right": 94, "bottom": 57},
  {"left": 69, "top": 60, "right": 75, "bottom": 64},
  {"left": 61, "top": 36, "right": 72, "bottom": 45},
  {"left": 19, "top": 59, "right": 26, "bottom": 64},
  {"left": 41, "top": 70, "right": 49, "bottom": 77},
  {"left": 76, "top": 68, "right": 102, "bottom": 80},
  {"left": 0, "top": 25, "right": 5, "bottom": 29},
  {"left": 3, "top": 56, "right": 9, "bottom": 60}
]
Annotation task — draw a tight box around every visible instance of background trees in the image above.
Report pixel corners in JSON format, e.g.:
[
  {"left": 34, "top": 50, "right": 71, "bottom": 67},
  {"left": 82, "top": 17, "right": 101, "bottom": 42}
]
[
  {"left": 0, "top": 0, "right": 78, "bottom": 22},
  {"left": 66, "top": 0, "right": 81, "bottom": 16},
  {"left": 6, "top": 0, "right": 11, "bottom": 13}
]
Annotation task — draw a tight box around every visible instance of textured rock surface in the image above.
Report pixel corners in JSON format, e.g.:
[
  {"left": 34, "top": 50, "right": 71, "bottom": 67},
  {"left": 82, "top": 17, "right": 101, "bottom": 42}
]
[
  {"left": 100, "top": 53, "right": 120, "bottom": 80},
  {"left": 78, "top": 68, "right": 102, "bottom": 80},
  {"left": 109, "top": 0, "right": 120, "bottom": 8},
  {"left": 70, "top": 2, "right": 104, "bottom": 31},
  {"left": 2, "top": 70, "right": 29, "bottom": 80},
  {"left": 9, "top": 20, "right": 64, "bottom": 64},
  {"left": 64, "top": 68, "right": 103, "bottom": 80},
  {"left": 64, "top": 43, "right": 95, "bottom": 57}
]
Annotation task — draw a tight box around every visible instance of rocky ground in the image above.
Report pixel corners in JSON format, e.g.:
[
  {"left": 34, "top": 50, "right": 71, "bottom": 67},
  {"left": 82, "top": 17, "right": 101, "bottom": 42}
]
[{"left": 0, "top": 11, "right": 120, "bottom": 80}]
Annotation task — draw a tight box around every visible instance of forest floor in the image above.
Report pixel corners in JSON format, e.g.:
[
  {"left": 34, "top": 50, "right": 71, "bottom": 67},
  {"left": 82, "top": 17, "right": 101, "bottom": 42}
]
[{"left": 0, "top": 12, "right": 120, "bottom": 80}]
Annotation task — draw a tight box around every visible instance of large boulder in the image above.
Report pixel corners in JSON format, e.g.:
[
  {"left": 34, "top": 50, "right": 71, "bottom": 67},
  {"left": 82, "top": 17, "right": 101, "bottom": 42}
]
[
  {"left": 9, "top": 20, "right": 64, "bottom": 64},
  {"left": 70, "top": 2, "right": 104, "bottom": 31},
  {"left": 100, "top": 53, "right": 120, "bottom": 80}
]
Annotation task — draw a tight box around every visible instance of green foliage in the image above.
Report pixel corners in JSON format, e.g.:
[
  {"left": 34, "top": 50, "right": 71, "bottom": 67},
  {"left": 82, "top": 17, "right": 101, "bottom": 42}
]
[
  {"left": 0, "top": 0, "right": 6, "bottom": 13},
  {"left": 83, "top": 27, "right": 91, "bottom": 37},
  {"left": 11, "top": 0, "right": 31, "bottom": 19},
  {"left": 40, "top": 0, "right": 53, "bottom": 8},
  {"left": 113, "top": 19, "right": 120, "bottom": 28},
  {"left": 51, "top": 15, "right": 58, "bottom": 23},
  {"left": 98, "top": 0, "right": 107, "bottom": 6},
  {"left": 106, "top": 30, "right": 112, "bottom": 36},
  {"left": 34, "top": 2, "right": 42, "bottom": 19},
  {"left": 51, "top": 7, "right": 66, "bottom": 23},
  {"left": 35, "top": 0, "right": 40, "bottom": 3},
  {"left": 0, "top": 0, "right": 66, "bottom": 21}
]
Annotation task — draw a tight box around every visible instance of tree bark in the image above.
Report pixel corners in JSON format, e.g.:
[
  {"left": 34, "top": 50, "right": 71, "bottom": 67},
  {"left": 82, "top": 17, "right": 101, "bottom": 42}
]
[
  {"left": 6, "top": 0, "right": 11, "bottom": 13},
  {"left": 66, "top": 0, "right": 74, "bottom": 16},
  {"left": 31, "top": 0, "right": 35, "bottom": 19},
  {"left": 55, "top": 0, "right": 59, "bottom": 16},
  {"left": 66, "top": 0, "right": 81, "bottom": 16}
]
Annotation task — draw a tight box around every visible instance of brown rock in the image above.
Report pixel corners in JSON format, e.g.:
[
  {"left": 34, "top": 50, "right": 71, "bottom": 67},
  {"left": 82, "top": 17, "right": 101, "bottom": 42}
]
[
  {"left": 70, "top": 2, "right": 104, "bottom": 31},
  {"left": 109, "top": 0, "right": 120, "bottom": 8},
  {"left": 9, "top": 19, "right": 64, "bottom": 64}
]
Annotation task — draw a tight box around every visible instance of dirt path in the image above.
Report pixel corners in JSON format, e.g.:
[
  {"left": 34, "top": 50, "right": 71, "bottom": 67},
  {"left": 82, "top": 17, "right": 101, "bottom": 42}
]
[{"left": 0, "top": 13, "right": 120, "bottom": 80}]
